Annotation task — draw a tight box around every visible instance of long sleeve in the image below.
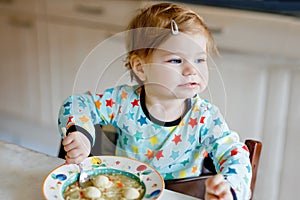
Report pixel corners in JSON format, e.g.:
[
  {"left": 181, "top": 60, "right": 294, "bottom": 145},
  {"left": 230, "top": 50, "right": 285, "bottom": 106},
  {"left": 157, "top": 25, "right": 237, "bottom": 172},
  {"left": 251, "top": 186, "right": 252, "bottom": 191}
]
[{"left": 200, "top": 104, "right": 252, "bottom": 199}]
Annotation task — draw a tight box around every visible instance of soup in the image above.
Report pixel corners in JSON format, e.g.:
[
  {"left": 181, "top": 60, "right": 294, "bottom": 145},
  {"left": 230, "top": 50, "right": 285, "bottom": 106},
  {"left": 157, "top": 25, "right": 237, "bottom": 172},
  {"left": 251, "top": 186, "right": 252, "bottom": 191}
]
[{"left": 63, "top": 170, "right": 145, "bottom": 200}]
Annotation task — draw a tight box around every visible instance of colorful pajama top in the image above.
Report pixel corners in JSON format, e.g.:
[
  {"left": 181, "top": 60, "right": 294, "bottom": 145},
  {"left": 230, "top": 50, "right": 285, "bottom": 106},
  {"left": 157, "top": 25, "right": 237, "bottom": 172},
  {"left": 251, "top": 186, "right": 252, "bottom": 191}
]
[{"left": 58, "top": 84, "right": 252, "bottom": 199}]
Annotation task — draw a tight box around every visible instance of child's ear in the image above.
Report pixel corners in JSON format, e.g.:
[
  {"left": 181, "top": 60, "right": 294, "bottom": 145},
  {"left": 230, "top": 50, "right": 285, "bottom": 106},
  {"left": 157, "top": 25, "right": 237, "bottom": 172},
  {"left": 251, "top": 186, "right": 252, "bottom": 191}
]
[{"left": 130, "top": 54, "right": 146, "bottom": 82}]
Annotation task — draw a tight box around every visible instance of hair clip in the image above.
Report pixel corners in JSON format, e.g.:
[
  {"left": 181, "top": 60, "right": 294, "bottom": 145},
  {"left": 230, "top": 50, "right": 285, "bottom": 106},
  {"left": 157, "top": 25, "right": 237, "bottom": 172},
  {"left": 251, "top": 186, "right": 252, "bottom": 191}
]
[{"left": 171, "top": 20, "right": 179, "bottom": 35}]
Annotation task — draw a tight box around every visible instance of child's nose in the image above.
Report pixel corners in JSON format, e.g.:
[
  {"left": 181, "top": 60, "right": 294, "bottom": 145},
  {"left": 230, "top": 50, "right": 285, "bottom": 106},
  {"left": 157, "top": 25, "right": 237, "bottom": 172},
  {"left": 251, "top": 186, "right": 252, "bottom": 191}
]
[{"left": 182, "top": 61, "right": 197, "bottom": 76}]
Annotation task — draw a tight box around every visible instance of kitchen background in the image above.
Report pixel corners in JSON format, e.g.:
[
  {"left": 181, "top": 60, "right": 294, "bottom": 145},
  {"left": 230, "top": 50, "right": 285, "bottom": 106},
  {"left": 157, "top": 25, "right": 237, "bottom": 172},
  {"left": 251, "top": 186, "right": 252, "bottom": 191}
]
[{"left": 0, "top": 0, "right": 299, "bottom": 199}]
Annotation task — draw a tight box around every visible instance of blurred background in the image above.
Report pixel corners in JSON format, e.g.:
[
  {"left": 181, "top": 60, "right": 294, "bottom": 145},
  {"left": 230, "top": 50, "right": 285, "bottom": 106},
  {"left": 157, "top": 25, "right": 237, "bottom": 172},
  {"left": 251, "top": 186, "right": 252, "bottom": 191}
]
[{"left": 0, "top": 0, "right": 299, "bottom": 199}]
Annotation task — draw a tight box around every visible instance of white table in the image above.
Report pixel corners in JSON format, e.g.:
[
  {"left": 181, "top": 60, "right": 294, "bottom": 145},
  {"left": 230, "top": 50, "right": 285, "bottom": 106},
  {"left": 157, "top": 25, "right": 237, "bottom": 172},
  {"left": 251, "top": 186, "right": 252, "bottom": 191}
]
[{"left": 0, "top": 140, "right": 200, "bottom": 200}]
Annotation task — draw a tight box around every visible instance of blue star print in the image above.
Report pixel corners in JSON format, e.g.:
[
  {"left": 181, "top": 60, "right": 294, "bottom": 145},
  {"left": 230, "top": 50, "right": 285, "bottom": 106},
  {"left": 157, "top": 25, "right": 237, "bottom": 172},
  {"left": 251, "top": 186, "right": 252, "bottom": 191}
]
[{"left": 137, "top": 115, "right": 147, "bottom": 126}]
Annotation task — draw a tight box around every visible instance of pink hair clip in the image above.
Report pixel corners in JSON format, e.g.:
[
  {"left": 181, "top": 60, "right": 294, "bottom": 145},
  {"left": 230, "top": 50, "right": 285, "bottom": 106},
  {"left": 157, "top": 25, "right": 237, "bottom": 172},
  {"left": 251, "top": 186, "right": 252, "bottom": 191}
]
[{"left": 171, "top": 19, "right": 179, "bottom": 35}]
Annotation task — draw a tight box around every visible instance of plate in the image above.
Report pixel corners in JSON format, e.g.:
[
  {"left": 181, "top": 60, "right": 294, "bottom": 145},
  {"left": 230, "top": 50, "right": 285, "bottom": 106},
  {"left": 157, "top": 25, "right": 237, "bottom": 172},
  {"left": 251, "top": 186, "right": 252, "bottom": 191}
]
[{"left": 43, "top": 156, "right": 164, "bottom": 199}]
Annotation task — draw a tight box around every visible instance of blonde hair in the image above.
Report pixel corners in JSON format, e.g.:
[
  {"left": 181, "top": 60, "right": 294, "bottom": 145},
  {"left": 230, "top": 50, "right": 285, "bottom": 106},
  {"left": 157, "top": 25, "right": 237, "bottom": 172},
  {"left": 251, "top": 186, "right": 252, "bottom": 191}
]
[{"left": 125, "top": 2, "right": 216, "bottom": 84}]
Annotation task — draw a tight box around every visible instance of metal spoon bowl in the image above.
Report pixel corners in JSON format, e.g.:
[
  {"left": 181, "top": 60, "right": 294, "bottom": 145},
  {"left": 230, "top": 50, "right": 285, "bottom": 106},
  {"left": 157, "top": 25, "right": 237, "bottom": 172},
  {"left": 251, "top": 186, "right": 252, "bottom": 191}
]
[{"left": 78, "top": 162, "right": 90, "bottom": 187}]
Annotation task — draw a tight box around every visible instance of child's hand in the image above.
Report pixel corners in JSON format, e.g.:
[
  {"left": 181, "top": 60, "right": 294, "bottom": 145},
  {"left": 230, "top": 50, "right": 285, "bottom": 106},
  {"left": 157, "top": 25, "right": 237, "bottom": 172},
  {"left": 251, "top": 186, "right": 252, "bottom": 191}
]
[
  {"left": 205, "top": 174, "right": 233, "bottom": 200},
  {"left": 62, "top": 131, "right": 91, "bottom": 164}
]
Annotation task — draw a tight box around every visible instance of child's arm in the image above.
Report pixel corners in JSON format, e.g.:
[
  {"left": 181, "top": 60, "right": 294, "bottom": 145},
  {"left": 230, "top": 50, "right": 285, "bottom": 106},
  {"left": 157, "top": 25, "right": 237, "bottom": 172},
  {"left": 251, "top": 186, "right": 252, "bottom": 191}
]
[
  {"left": 201, "top": 104, "right": 252, "bottom": 199},
  {"left": 58, "top": 87, "right": 124, "bottom": 163}
]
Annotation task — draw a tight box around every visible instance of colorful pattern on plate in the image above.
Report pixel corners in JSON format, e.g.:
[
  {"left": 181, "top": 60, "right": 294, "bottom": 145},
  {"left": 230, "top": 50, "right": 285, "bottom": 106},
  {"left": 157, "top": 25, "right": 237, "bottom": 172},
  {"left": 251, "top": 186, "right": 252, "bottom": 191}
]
[{"left": 43, "top": 156, "right": 164, "bottom": 200}]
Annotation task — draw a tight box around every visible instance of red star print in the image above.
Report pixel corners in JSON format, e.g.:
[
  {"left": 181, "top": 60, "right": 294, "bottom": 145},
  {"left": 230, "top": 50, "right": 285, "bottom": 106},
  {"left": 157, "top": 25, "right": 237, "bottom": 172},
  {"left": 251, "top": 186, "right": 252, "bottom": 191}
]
[
  {"left": 219, "top": 159, "right": 227, "bottom": 166},
  {"left": 242, "top": 145, "right": 249, "bottom": 152},
  {"left": 220, "top": 166, "right": 224, "bottom": 172},
  {"left": 144, "top": 149, "right": 155, "bottom": 160},
  {"left": 155, "top": 150, "right": 164, "bottom": 160},
  {"left": 188, "top": 118, "right": 197, "bottom": 128},
  {"left": 172, "top": 134, "right": 182, "bottom": 145},
  {"left": 231, "top": 148, "right": 239, "bottom": 156},
  {"left": 106, "top": 98, "right": 115, "bottom": 107},
  {"left": 96, "top": 94, "right": 103, "bottom": 98},
  {"left": 131, "top": 99, "right": 139, "bottom": 107},
  {"left": 200, "top": 116, "right": 206, "bottom": 123},
  {"left": 67, "top": 116, "right": 73, "bottom": 125}
]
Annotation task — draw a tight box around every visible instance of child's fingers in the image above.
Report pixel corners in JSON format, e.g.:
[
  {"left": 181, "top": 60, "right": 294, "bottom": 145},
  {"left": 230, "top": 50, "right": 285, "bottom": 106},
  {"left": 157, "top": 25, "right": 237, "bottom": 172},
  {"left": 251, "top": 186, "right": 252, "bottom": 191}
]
[
  {"left": 63, "top": 140, "right": 77, "bottom": 152},
  {"left": 205, "top": 174, "right": 225, "bottom": 193},
  {"left": 205, "top": 174, "right": 232, "bottom": 200},
  {"left": 62, "top": 132, "right": 78, "bottom": 146},
  {"left": 213, "top": 181, "right": 231, "bottom": 197},
  {"left": 67, "top": 148, "right": 82, "bottom": 158}
]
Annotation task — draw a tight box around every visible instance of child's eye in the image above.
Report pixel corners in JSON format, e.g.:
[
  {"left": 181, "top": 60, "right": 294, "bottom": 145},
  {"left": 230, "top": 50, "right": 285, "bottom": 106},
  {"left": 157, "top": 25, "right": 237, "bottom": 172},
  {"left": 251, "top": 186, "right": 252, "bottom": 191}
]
[
  {"left": 194, "top": 58, "right": 206, "bottom": 63},
  {"left": 168, "top": 59, "right": 182, "bottom": 64}
]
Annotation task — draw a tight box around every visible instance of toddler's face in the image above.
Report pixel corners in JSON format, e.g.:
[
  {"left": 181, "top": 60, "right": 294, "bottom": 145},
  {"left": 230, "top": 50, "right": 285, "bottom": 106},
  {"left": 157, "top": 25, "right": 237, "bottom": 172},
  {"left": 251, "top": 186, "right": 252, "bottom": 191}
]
[{"left": 143, "top": 32, "right": 208, "bottom": 100}]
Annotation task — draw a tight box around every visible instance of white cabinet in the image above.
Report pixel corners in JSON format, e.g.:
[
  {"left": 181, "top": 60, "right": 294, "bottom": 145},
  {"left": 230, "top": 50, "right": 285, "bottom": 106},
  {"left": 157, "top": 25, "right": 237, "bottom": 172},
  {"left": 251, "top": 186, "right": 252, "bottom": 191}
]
[
  {"left": 0, "top": 3, "right": 41, "bottom": 122},
  {"left": 44, "top": 0, "right": 141, "bottom": 124},
  {"left": 46, "top": 22, "right": 109, "bottom": 123}
]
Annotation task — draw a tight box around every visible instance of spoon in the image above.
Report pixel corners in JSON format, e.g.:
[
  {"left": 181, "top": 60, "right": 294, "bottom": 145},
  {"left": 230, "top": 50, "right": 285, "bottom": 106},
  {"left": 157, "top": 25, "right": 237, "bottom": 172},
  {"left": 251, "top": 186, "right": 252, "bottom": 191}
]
[
  {"left": 61, "top": 127, "right": 90, "bottom": 186},
  {"left": 78, "top": 162, "right": 90, "bottom": 187}
]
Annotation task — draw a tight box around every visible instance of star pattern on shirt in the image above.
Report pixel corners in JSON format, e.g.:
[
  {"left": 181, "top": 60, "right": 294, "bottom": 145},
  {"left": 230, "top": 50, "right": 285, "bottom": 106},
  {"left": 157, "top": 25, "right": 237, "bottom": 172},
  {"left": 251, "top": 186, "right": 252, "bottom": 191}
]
[
  {"left": 94, "top": 100, "right": 101, "bottom": 109},
  {"left": 126, "top": 112, "right": 134, "bottom": 120},
  {"left": 144, "top": 149, "right": 154, "bottom": 160},
  {"left": 164, "top": 173, "right": 174, "bottom": 180},
  {"left": 243, "top": 175, "right": 249, "bottom": 184},
  {"left": 171, "top": 134, "right": 182, "bottom": 145},
  {"left": 246, "top": 165, "right": 251, "bottom": 173},
  {"left": 131, "top": 99, "right": 139, "bottom": 107},
  {"left": 180, "top": 158, "right": 189, "bottom": 166},
  {"left": 178, "top": 120, "right": 184, "bottom": 127},
  {"left": 132, "top": 145, "right": 139, "bottom": 154},
  {"left": 188, "top": 134, "right": 196, "bottom": 144},
  {"left": 63, "top": 108, "right": 70, "bottom": 115},
  {"left": 108, "top": 113, "right": 114, "bottom": 120},
  {"left": 118, "top": 106, "right": 122, "bottom": 114},
  {"left": 192, "top": 105, "right": 200, "bottom": 112},
  {"left": 134, "top": 131, "right": 143, "bottom": 141},
  {"left": 188, "top": 118, "right": 197, "bottom": 128},
  {"left": 123, "top": 124, "right": 129, "bottom": 133},
  {"left": 230, "top": 159, "right": 240, "bottom": 165},
  {"left": 106, "top": 98, "right": 115, "bottom": 107},
  {"left": 179, "top": 170, "right": 187, "bottom": 178},
  {"left": 227, "top": 167, "right": 237, "bottom": 174},
  {"left": 155, "top": 150, "right": 164, "bottom": 160},
  {"left": 148, "top": 135, "right": 159, "bottom": 146},
  {"left": 192, "top": 166, "right": 198, "bottom": 174},
  {"left": 137, "top": 115, "right": 147, "bottom": 126},
  {"left": 79, "top": 115, "right": 89, "bottom": 123},
  {"left": 231, "top": 148, "right": 239, "bottom": 156},
  {"left": 171, "top": 151, "right": 179, "bottom": 160},
  {"left": 67, "top": 116, "right": 74, "bottom": 125},
  {"left": 63, "top": 101, "right": 72, "bottom": 107},
  {"left": 200, "top": 116, "right": 206, "bottom": 123},
  {"left": 90, "top": 111, "right": 96, "bottom": 121},
  {"left": 214, "top": 118, "right": 223, "bottom": 126},
  {"left": 123, "top": 135, "right": 128, "bottom": 145},
  {"left": 121, "top": 90, "right": 128, "bottom": 99}
]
